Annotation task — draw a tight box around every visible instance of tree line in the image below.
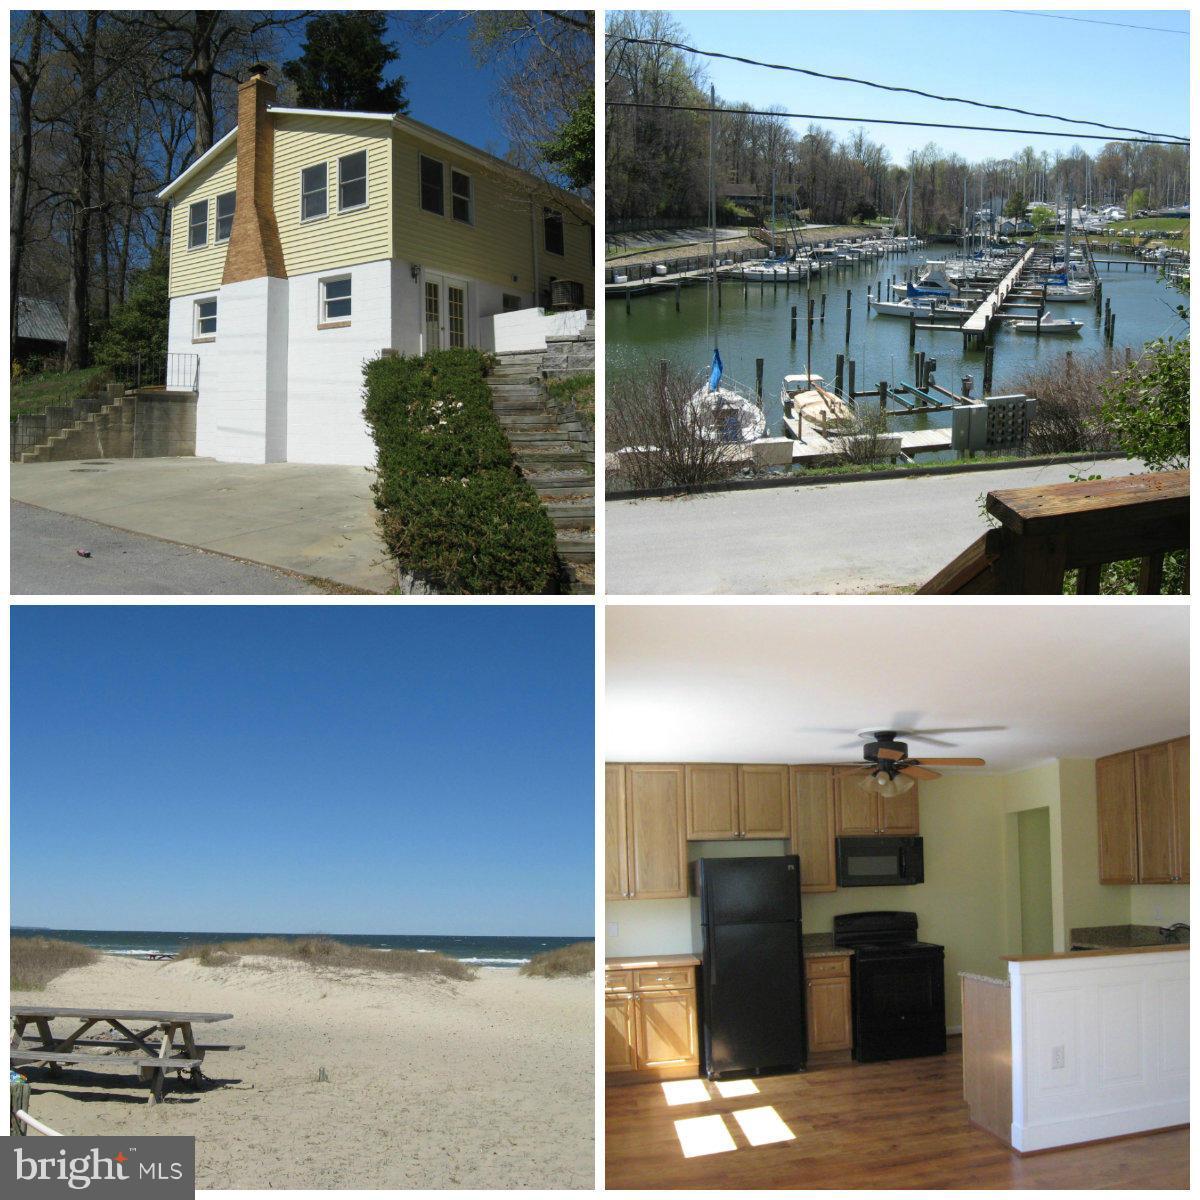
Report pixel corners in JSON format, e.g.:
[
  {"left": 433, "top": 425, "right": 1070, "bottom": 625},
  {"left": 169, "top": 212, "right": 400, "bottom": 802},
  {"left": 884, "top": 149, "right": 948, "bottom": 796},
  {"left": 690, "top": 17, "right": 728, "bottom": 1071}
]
[
  {"left": 10, "top": 10, "right": 593, "bottom": 372},
  {"left": 605, "top": 12, "right": 1189, "bottom": 231}
]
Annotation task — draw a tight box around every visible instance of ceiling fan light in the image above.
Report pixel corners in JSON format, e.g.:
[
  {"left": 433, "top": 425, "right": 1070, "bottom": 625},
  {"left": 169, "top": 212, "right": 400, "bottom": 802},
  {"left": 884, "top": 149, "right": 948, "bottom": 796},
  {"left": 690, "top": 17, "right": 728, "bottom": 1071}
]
[{"left": 892, "top": 773, "right": 916, "bottom": 795}]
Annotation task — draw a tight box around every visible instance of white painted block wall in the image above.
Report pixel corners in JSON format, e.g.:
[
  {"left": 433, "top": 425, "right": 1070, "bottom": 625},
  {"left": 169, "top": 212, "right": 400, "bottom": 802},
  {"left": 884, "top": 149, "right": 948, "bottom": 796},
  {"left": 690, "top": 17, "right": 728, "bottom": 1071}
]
[
  {"left": 1008, "top": 949, "right": 1188, "bottom": 1152},
  {"left": 285, "top": 258, "right": 392, "bottom": 466}
]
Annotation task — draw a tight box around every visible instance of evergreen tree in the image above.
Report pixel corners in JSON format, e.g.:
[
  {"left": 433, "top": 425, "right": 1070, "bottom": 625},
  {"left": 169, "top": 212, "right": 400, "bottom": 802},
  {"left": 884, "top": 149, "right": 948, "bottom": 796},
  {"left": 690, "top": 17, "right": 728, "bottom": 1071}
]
[
  {"left": 91, "top": 252, "right": 169, "bottom": 367},
  {"left": 284, "top": 13, "right": 408, "bottom": 113}
]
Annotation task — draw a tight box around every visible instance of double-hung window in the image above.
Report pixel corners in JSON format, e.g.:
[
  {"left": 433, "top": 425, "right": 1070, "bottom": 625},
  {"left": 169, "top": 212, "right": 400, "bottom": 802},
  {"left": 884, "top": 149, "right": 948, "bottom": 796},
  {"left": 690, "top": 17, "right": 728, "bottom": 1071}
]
[
  {"left": 544, "top": 208, "right": 565, "bottom": 256},
  {"left": 215, "top": 191, "right": 236, "bottom": 242},
  {"left": 301, "top": 163, "right": 328, "bottom": 221},
  {"left": 194, "top": 297, "right": 217, "bottom": 338},
  {"left": 188, "top": 200, "right": 208, "bottom": 249},
  {"left": 321, "top": 276, "right": 352, "bottom": 323},
  {"left": 451, "top": 170, "right": 473, "bottom": 224},
  {"left": 338, "top": 151, "right": 367, "bottom": 211},
  {"left": 420, "top": 155, "right": 444, "bottom": 215}
]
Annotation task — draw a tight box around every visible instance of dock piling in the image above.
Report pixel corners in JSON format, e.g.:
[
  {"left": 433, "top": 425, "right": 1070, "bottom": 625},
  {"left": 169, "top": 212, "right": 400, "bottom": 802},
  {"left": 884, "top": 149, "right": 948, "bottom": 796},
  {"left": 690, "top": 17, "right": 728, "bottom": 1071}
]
[
  {"left": 791, "top": 304, "right": 798, "bottom": 343},
  {"left": 820, "top": 293, "right": 827, "bottom": 322},
  {"left": 625, "top": 287, "right": 631, "bottom": 316},
  {"left": 844, "top": 289, "right": 852, "bottom": 347},
  {"left": 835, "top": 353, "right": 845, "bottom": 398},
  {"left": 879, "top": 381, "right": 888, "bottom": 411},
  {"left": 755, "top": 358, "right": 764, "bottom": 404},
  {"left": 806, "top": 295, "right": 814, "bottom": 380},
  {"left": 847, "top": 359, "right": 856, "bottom": 401},
  {"left": 983, "top": 345, "right": 994, "bottom": 397}
]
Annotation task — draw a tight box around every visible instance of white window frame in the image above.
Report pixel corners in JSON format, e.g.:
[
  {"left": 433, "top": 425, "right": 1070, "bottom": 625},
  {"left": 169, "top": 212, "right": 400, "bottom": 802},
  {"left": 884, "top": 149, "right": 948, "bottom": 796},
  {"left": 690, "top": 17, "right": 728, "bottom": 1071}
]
[
  {"left": 337, "top": 150, "right": 368, "bottom": 213},
  {"left": 419, "top": 154, "right": 445, "bottom": 216},
  {"left": 300, "top": 162, "right": 329, "bottom": 223},
  {"left": 193, "top": 296, "right": 218, "bottom": 339},
  {"left": 215, "top": 191, "right": 236, "bottom": 243},
  {"left": 319, "top": 274, "right": 352, "bottom": 325},
  {"left": 450, "top": 169, "right": 473, "bottom": 226},
  {"left": 187, "top": 199, "right": 208, "bottom": 250},
  {"left": 543, "top": 207, "right": 565, "bottom": 257}
]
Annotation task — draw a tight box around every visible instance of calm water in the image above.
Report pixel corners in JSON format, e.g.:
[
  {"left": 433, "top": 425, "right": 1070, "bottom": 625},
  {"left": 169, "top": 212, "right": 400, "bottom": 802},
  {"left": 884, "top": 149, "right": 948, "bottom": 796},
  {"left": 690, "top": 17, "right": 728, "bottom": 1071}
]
[
  {"left": 608, "top": 248, "right": 1184, "bottom": 444},
  {"left": 11, "top": 927, "right": 591, "bottom": 967}
]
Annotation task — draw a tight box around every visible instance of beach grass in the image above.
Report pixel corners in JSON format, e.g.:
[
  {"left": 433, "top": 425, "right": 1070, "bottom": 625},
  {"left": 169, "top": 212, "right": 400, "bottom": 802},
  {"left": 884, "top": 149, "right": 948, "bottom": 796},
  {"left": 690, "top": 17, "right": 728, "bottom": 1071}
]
[
  {"left": 11, "top": 936, "right": 100, "bottom": 990},
  {"left": 519, "top": 941, "right": 595, "bottom": 978},
  {"left": 176, "top": 935, "right": 476, "bottom": 981}
]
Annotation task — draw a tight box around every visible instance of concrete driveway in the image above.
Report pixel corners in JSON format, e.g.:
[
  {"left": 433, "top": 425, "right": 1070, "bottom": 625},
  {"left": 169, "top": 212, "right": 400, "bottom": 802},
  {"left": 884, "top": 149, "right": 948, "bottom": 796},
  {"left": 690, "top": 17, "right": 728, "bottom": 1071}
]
[
  {"left": 11, "top": 457, "right": 395, "bottom": 594},
  {"left": 606, "top": 458, "right": 1146, "bottom": 595}
]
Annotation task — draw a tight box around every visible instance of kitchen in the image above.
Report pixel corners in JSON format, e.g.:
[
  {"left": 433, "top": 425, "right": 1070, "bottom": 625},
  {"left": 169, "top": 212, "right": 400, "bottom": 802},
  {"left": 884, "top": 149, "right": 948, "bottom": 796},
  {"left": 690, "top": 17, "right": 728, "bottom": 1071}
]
[{"left": 604, "top": 604, "right": 1188, "bottom": 1189}]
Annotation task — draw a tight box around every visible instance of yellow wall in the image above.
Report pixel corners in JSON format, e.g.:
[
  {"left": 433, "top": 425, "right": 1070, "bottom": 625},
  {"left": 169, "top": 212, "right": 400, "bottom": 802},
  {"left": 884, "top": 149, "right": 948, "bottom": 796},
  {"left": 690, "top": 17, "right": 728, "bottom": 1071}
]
[
  {"left": 999, "top": 761, "right": 1065, "bottom": 949},
  {"left": 391, "top": 126, "right": 593, "bottom": 303},
  {"left": 1130, "top": 885, "right": 1190, "bottom": 925},
  {"left": 167, "top": 141, "right": 238, "bottom": 298},
  {"left": 271, "top": 113, "right": 392, "bottom": 278},
  {"left": 167, "top": 116, "right": 593, "bottom": 303},
  {"left": 1017, "top": 807, "right": 1054, "bottom": 954}
]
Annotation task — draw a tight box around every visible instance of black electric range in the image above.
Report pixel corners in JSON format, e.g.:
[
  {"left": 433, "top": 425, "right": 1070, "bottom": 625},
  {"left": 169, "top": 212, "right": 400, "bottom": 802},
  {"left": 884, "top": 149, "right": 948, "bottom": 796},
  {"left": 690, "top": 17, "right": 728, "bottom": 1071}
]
[{"left": 833, "top": 911, "right": 947, "bottom": 1063}]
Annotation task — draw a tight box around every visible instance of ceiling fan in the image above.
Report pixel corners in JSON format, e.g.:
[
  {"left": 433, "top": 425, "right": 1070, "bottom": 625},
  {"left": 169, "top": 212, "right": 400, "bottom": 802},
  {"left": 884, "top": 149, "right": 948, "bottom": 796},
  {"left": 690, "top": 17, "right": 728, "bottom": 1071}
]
[{"left": 835, "top": 730, "right": 987, "bottom": 797}]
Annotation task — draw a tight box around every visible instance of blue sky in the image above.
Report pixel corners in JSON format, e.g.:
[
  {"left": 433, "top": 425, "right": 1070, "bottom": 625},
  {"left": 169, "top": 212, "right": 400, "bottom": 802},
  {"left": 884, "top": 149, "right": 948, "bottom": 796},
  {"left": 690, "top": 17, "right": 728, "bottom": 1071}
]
[
  {"left": 277, "top": 11, "right": 510, "bottom": 155},
  {"left": 11, "top": 606, "right": 594, "bottom": 937},
  {"left": 648, "top": 9, "right": 1189, "bottom": 163}
]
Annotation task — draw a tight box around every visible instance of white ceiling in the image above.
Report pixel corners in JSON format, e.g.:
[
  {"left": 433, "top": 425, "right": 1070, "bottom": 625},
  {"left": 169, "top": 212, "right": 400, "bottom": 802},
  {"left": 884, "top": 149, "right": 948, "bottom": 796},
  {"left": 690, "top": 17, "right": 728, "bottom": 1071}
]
[{"left": 606, "top": 604, "right": 1190, "bottom": 771}]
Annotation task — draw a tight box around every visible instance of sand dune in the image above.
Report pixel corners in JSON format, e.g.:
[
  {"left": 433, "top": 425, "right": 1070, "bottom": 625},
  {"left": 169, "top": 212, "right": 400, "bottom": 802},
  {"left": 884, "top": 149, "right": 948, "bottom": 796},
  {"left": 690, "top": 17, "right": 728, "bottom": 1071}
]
[{"left": 12, "top": 954, "right": 594, "bottom": 1189}]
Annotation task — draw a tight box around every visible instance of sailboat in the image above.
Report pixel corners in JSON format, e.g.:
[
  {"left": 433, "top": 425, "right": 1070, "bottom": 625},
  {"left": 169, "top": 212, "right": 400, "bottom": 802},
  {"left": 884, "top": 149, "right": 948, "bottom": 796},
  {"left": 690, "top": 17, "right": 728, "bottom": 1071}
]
[{"left": 688, "top": 84, "right": 766, "bottom": 444}]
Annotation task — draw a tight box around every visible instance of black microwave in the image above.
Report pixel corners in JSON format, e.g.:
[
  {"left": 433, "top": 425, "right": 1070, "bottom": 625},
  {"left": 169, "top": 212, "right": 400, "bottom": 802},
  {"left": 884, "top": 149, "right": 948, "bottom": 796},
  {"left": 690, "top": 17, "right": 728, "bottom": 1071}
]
[{"left": 836, "top": 836, "right": 924, "bottom": 887}]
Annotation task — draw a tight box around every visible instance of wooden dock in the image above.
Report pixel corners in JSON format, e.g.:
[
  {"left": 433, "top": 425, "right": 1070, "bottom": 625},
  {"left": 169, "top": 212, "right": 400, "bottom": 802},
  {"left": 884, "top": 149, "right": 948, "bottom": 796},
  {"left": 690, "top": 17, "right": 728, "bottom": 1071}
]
[{"left": 961, "top": 245, "right": 1036, "bottom": 345}]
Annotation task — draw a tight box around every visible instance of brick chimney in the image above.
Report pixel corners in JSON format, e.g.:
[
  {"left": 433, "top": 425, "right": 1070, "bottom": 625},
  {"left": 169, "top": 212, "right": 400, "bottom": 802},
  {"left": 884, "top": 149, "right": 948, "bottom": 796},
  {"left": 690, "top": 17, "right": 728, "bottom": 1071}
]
[{"left": 222, "top": 68, "right": 286, "bottom": 284}]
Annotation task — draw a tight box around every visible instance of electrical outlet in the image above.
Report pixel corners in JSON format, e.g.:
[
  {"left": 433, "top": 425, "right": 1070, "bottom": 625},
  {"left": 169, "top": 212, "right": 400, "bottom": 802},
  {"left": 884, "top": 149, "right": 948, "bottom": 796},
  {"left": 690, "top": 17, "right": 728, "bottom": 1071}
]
[
  {"left": 606, "top": 921, "right": 619, "bottom": 939},
  {"left": 1051, "top": 1045, "right": 1066, "bottom": 1070}
]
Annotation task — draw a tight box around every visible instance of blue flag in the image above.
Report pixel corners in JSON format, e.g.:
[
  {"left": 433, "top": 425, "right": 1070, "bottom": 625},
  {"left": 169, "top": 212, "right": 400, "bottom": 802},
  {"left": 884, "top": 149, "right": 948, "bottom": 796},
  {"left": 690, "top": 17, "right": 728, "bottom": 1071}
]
[{"left": 708, "top": 347, "right": 723, "bottom": 392}]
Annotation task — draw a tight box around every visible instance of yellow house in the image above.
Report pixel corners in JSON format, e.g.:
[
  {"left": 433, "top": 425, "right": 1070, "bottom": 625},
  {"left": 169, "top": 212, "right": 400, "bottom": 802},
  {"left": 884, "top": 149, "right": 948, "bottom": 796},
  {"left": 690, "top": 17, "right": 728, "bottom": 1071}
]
[{"left": 157, "top": 71, "right": 593, "bottom": 465}]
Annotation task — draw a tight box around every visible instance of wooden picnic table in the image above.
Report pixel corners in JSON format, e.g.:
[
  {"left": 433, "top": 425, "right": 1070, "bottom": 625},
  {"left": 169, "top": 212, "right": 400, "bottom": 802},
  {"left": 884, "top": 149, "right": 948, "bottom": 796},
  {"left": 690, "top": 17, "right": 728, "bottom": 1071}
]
[{"left": 10, "top": 1005, "right": 240, "bottom": 1104}]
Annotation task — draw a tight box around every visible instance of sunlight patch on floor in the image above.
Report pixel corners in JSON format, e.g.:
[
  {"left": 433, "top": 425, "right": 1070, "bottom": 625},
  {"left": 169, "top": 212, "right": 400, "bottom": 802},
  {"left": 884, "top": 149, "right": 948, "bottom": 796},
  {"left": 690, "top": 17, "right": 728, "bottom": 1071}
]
[
  {"left": 714, "top": 1078, "right": 759, "bottom": 1098},
  {"left": 732, "top": 1105, "right": 796, "bottom": 1147},
  {"left": 662, "top": 1079, "right": 711, "bottom": 1106},
  {"left": 674, "top": 1114, "right": 738, "bottom": 1158}
]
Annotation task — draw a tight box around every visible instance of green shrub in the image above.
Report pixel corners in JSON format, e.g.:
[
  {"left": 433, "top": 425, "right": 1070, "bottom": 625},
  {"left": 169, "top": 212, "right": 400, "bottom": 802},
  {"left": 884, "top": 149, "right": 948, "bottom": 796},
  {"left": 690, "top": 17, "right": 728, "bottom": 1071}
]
[{"left": 363, "top": 349, "right": 564, "bottom": 594}]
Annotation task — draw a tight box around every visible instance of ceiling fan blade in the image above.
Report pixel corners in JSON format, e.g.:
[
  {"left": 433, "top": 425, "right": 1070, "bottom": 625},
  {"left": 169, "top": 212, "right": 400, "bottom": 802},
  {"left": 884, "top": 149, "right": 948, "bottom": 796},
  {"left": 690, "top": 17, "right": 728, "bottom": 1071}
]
[
  {"left": 899, "top": 765, "right": 940, "bottom": 780},
  {"left": 911, "top": 757, "right": 986, "bottom": 767},
  {"left": 875, "top": 747, "right": 904, "bottom": 761}
]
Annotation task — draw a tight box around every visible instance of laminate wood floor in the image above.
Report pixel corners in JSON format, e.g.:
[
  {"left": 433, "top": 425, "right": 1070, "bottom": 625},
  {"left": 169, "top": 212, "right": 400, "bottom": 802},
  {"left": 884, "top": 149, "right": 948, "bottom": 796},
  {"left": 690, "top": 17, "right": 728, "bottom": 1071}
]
[{"left": 605, "top": 1040, "right": 1189, "bottom": 1189}]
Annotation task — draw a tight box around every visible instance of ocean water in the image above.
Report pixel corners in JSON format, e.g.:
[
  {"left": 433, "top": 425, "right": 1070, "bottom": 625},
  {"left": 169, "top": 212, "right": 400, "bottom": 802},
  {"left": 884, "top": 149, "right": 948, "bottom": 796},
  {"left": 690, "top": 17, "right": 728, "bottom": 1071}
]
[{"left": 10, "top": 927, "right": 591, "bottom": 968}]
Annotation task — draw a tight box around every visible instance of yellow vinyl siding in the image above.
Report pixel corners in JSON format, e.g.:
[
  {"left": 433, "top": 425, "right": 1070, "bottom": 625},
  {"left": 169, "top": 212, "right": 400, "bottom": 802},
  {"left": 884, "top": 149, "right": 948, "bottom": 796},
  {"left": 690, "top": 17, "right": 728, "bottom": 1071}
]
[
  {"left": 391, "top": 127, "right": 594, "bottom": 305},
  {"left": 538, "top": 203, "right": 594, "bottom": 306},
  {"left": 167, "top": 143, "right": 237, "bottom": 298},
  {"left": 272, "top": 113, "right": 391, "bottom": 277}
]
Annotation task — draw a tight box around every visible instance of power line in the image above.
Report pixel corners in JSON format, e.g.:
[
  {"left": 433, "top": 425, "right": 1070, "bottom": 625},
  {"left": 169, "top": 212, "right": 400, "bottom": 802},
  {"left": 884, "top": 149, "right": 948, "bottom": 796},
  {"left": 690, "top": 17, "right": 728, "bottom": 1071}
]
[
  {"left": 604, "top": 100, "right": 1188, "bottom": 146},
  {"left": 609, "top": 35, "right": 1189, "bottom": 143},
  {"left": 1003, "top": 10, "right": 1189, "bottom": 36}
]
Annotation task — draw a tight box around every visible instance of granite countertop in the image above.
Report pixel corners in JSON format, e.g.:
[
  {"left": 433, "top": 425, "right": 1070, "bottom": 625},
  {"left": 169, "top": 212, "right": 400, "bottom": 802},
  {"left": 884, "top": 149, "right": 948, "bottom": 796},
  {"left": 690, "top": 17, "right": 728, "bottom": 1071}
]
[
  {"left": 1070, "top": 924, "right": 1189, "bottom": 950},
  {"left": 605, "top": 953, "right": 700, "bottom": 970},
  {"left": 802, "top": 933, "right": 854, "bottom": 958},
  {"left": 959, "top": 971, "right": 1009, "bottom": 987}
]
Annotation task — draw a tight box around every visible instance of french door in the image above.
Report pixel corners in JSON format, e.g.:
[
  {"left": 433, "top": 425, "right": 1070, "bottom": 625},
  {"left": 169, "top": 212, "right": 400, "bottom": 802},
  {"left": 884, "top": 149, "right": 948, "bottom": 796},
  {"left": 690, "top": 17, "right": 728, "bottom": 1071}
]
[{"left": 423, "top": 274, "right": 469, "bottom": 351}]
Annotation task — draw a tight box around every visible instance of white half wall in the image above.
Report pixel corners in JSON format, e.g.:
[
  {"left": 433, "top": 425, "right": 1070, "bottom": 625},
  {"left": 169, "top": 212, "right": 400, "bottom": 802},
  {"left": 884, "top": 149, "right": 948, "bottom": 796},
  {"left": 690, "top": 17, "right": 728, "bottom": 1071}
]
[
  {"left": 285, "top": 258, "right": 392, "bottom": 466},
  {"left": 480, "top": 307, "right": 590, "bottom": 353},
  {"left": 1008, "top": 950, "right": 1188, "bottom": 1152}
]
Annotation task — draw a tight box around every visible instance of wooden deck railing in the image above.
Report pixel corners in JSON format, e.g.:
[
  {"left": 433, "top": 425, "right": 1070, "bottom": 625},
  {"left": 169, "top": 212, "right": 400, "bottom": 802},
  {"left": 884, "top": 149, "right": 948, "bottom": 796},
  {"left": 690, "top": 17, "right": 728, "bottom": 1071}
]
[{"left": 919, "top": 470, "right": 1189, "bottom": 594}]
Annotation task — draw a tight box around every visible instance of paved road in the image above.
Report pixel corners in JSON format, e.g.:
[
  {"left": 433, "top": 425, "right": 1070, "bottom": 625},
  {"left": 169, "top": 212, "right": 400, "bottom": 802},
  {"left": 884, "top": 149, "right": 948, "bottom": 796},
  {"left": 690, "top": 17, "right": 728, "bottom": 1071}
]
[
  {"left": 606, "top": 459, "right": 1145, "bottom": 595},
  {"left": 12, "top": 502, "right": 321, "bottom": 595},
  {"left": 11, "top": 457, "right": 394, "bottom": 592}
]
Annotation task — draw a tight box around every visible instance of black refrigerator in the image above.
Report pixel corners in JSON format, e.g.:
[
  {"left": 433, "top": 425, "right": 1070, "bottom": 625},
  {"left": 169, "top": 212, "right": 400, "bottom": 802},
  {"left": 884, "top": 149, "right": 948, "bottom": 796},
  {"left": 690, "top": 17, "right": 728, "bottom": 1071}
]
[{"left": 694, "top": 856, "right": 807, "bottom": 1079}]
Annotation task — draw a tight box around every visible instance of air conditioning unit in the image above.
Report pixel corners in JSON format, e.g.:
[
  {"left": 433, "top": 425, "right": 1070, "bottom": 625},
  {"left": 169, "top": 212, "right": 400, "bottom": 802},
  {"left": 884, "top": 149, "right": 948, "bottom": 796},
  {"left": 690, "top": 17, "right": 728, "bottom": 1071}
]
[{"left": 550, "top": 279, "right": 585, "bottom": 310}]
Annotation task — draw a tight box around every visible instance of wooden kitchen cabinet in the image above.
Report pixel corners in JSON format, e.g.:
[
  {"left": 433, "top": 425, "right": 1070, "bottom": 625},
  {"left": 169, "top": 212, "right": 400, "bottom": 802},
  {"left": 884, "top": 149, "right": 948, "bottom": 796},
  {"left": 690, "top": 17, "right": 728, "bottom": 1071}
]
[
  {"left": 605, "top": 763, "right": 630, "bottom": 900},
  {"left": 1096, "top": 737, "right": 1188, "bottom": 885},
  {"left": 684, "top": 763, "right": 789, "bottom": 840},
  {"left": 636, "top": 990, "right": 699, "bottom": 1070},
  {"left": 1096, "top": 751, "right": 1138, "bottom": 884},
  {"left": 791, "top": 767, "right": 837, "bottom": 893},
  {"left": 738, "top": 765, "right": 791, "bottom": 838},
  {"left": 621, "top": 765, "right": 688, "bottom": 900},
  {"left": 685, "top": 764, "right": 739, "bottom": 839},
  {"left": 605, "top": 993, "right": 638, "bottom": 1072},
  {"left": 835, "top": 773, "right": 920, "bottom": 836},
  {"left": 805, "top": 954, "right": 852, "bottom": 1053},
  {"left": 605, "top": 962, "right": 700, "bottom": 1083}
]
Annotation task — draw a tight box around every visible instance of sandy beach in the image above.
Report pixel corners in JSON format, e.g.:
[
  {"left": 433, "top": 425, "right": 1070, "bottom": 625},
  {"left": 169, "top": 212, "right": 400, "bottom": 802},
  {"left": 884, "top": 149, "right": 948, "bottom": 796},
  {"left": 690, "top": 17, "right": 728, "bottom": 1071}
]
[{"left": 13, "top": 953, "right": 594, "bottom": 1190}]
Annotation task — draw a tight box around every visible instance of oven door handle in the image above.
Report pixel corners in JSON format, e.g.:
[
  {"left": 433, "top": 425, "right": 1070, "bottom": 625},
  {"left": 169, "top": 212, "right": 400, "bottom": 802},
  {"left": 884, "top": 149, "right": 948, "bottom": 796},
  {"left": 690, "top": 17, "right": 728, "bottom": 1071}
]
[{"left": 898, "top": 848, "right": 907, "bottom": 880}]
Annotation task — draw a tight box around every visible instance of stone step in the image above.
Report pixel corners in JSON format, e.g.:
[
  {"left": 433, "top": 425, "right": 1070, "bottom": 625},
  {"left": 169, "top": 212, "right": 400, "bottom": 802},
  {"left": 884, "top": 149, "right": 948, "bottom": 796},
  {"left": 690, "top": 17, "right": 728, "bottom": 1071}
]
[
  {"left": 525, "top": 468, "right": 595, "bottom": 488},
  {"left": 555, "top": 533, "right": 596, "bottom": 561},
  {"left": 493, "top": 411, "right": 549, "bottom": 426}
]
